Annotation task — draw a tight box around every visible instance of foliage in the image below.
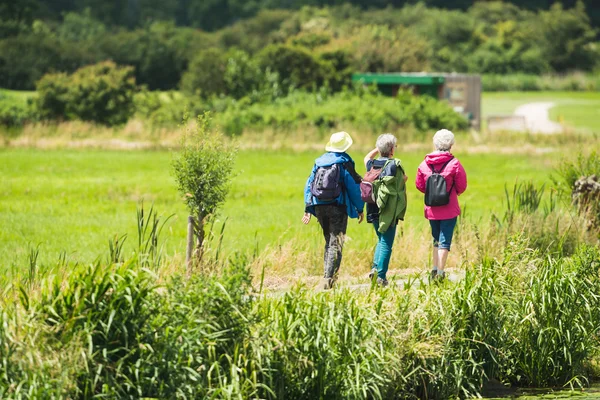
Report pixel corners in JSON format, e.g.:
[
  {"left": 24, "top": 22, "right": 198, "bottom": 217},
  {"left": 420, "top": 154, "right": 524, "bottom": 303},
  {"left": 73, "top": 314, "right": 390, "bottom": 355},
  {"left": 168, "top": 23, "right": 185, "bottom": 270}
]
[
  {"left": 0, "top": 92, "right": 37, "bottom": 127},
  {"left": 36, "top": 61, "right": 136, "bottom": 125},
  {"left": 256, "top": 44, "right": 335, "bottom": 92},
  {"left": 97, "top": 23, "right": 195, "bottom": 91},
  {"left": 180, "top": 48, "right": 227, "bottom": 98},
  {"left": 57, "top": 8, "right": 106, "bottom": 42},
  {"left": 1, "top": 2, "right": 599, "bottom": 91},
  {"left": 208, "top": 88, "right": 468, "bottom": 136},
  {"left": 348, "top": 25, "right": 431, "bottom": 73},
  {"left": 171, "top": 113, "right": 237, "bottom": 254},
  {"left": 539, "top": 2, "right": 598, "bottom": 73},
  {"left": 556, "top": 151, "right": 600, "bottom": 191},
  {"left": 1, "top": 232, "right": 600, "bottom": 398},
  {"left": 0, "top": 34, "right": 95, "bottom": 90},
  {"left": 483, "top": 73, "right": 600, "bottom": 92}
]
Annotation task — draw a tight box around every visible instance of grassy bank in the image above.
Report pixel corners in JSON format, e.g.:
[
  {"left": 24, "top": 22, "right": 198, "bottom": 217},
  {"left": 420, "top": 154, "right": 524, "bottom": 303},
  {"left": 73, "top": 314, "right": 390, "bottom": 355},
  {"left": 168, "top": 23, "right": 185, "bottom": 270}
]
[{"left": 1, "top": 233, "right": 599, "bottom": 398}]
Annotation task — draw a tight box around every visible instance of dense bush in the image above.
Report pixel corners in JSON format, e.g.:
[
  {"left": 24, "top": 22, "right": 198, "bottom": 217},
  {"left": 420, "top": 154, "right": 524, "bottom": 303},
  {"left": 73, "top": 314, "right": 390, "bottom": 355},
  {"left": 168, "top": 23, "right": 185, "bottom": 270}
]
[
  {"left": 36, "top": 61, "right": 136, "bottom": 125},
  {"left": 213, "top": 88, "right": 468, "bottom": 136}
]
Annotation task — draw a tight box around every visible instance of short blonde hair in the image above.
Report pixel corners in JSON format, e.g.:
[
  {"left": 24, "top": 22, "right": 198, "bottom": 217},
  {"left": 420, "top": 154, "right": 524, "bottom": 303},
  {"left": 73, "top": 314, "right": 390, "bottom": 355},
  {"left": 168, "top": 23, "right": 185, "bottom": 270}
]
[
  {"left": 376, "top": 133, "right": 397, "bottom": 157},
  {"left": 433, "top": 129, "right": 455, "bottom": 151}
]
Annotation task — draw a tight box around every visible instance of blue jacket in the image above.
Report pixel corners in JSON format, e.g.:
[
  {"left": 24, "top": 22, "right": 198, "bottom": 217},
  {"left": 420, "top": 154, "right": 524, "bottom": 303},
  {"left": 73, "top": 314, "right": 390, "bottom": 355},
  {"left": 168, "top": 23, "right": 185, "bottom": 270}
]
[{"left": 304, "top": 152, "right": 365, "bottom": 219}]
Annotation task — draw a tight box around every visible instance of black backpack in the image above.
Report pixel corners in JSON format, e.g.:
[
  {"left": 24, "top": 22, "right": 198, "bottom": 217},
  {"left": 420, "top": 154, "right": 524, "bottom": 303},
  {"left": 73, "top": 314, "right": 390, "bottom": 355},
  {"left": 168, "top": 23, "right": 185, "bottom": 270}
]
[
  {"left": 424, "top": 158, "right": 454, "bottom": 206},
  {"left": 310, "top": 163, "right": 344, "bottom": 202}
]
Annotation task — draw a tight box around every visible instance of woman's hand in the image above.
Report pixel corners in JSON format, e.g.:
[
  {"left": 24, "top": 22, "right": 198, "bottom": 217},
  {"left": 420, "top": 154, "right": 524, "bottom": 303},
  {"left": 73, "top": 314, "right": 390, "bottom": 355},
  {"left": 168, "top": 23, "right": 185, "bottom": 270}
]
[
  {"left": 302, "top": 213, "right": 311, "bottom": 224},
  {"left": 357, "top": 212, "right": 364, "bottom": 224}
]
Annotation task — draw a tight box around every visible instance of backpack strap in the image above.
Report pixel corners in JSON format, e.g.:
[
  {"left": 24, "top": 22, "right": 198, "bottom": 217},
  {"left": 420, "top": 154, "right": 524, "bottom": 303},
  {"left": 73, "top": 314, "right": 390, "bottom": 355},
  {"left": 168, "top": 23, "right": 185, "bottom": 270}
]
[
  {"left": 343, "top": 161, "right": 362, "bottom": 184},
  {"left": 428, "top": 157, "right": 454, "bottom": 173}
]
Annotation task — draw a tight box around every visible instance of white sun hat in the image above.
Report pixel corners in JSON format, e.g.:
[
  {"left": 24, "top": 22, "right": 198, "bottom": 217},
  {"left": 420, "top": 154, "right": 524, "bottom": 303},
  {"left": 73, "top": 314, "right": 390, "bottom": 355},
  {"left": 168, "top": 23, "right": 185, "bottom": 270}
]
[{"left": 325, "top": 131, "right": 353, "bottom": 152}]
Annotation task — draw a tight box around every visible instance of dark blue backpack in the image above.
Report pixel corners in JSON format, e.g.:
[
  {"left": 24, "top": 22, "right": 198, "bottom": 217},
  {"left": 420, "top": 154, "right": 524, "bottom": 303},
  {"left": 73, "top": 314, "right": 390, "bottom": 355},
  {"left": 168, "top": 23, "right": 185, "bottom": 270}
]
[{"left": 310, "top": 163, "right": 343, "bottom": 202}]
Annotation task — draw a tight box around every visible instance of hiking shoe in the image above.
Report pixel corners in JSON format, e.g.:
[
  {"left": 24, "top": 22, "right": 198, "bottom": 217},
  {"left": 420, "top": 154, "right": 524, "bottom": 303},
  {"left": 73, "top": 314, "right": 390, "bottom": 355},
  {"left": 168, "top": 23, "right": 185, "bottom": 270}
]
[
  {"left": 430, "top": 269, "right": 438, "bottom": 280},
  {"left": 368, "top": 267, "right": 377, "bottom": 280},
  {"left": 376, "top": 277, "right": 389, "bottom": 287},
  {"left": 323, "top": 277, "right": 334, "bottom": 290},
  {"left": 432, "top": 271, "right": 446, "bottom": 282}
]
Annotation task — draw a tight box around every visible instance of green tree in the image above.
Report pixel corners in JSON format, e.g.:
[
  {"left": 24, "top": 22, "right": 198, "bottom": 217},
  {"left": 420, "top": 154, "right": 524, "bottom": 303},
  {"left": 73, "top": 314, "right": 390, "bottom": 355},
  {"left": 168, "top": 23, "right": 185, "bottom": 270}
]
[
  {"left": 98, "top": 23, "right": 189, "bottom": 90},
  {"left": 171, "top": 113, "right": 237, "bottom": 264},
  {"left": 0, "top": 34, "right": 94, "bottom": 89},
  {"left": 224, "top": 49, "right": 265, "bottom": 99},
  {"left": 256, "top": 44, "right": 334, "bottom": 91},
  {"left": 349, "top": 25, "right": 431, "bottom": 72},
  {"left": 539, "top": 1, "right": 598, "bottom": 72},
  {"left": 57, "top": 8, "right": 106, "bottom": 42},
  {"left": 180, "top": 48, "right": 227, "bottom": 97}
]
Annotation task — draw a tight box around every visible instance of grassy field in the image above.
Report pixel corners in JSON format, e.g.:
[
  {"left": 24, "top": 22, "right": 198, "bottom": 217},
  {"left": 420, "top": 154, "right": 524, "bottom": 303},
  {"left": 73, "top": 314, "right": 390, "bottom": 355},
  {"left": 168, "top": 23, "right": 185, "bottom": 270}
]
[
  {"left": 0, "top": 147, "right": 567, "bottom": 273},
  {"left": 482, "top": 91, "right": 600, "bottom": 132},
  {"left": 0, "top": 88, "right": 35, "bottom": 105}
]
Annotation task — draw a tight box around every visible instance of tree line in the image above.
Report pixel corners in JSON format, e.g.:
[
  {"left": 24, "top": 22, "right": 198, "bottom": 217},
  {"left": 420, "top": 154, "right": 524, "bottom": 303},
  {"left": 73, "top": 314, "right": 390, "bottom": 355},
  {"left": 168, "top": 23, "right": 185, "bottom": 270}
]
[
  {"left": 0, "top": 1, "right": 598, "bottom": 91},
  {"left": 2, "top": 0, "right": 600, "bottom": 31}
]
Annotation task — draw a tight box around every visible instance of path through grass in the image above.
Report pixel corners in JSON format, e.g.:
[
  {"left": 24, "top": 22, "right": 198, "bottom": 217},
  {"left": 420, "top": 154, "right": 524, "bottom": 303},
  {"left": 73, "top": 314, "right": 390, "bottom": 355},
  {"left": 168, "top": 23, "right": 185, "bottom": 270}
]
[{"left": 483, "top": 91, "right": 600, "bottom": 132}]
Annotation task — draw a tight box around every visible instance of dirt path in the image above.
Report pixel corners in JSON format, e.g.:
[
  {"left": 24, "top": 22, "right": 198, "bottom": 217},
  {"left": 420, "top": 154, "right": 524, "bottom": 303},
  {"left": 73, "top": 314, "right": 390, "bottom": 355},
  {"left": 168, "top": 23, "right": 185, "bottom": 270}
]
[{"left": 514, "top": 102, "right": 563, "bottom": 134}]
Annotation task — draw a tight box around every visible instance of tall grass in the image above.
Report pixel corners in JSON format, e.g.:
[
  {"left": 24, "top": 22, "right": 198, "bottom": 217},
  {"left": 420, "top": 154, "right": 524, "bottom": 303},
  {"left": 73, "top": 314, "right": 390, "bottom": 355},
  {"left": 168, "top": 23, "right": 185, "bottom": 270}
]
[{"left": 1, "top": 227, "right": 599, "bottom": 398}]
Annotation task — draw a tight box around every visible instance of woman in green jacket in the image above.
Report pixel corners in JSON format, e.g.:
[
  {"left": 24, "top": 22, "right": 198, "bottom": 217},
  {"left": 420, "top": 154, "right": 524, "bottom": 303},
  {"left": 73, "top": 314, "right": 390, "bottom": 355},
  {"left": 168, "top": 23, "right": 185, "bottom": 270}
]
[{"left": 364, "top": 133, "right": 408, "bottom": 287}]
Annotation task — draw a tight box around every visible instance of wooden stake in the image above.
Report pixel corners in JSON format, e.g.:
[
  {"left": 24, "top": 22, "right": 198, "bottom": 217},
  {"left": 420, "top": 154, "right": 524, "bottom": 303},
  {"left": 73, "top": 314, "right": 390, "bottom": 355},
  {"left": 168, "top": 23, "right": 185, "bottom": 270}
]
[{"left": 186, "top": 215, "right": 195, "bottom": 276}]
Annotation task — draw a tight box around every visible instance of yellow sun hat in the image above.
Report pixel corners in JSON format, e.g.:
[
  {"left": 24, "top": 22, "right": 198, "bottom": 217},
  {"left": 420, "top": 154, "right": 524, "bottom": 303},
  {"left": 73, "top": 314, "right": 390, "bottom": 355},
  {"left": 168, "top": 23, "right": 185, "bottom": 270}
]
[{"left": 325, "top": 131, "right": 353, "bottom": 153}]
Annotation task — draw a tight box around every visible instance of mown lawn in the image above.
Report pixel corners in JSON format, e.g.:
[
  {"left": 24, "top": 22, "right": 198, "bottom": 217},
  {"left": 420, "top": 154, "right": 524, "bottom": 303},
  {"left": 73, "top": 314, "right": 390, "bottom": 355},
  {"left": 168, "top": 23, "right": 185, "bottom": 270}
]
[
  {"left": 0, "top": 147, "right": 565, "bottom": 269},
  {"left": 482, "top": 91, "right": 600, "bottom": 132}
]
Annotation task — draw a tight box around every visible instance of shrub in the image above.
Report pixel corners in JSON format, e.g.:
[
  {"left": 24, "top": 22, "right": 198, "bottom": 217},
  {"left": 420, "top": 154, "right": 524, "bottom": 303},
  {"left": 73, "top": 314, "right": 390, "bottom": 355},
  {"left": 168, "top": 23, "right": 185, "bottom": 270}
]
[
  {"left": 0, "top": 101, "right": 36, "bottom": 127},
  {"left": 36, "top": 61, "right": 136, "bottom": 125},
  {"left": 171, "top": 113, "right": 237, "bottom": 260}
]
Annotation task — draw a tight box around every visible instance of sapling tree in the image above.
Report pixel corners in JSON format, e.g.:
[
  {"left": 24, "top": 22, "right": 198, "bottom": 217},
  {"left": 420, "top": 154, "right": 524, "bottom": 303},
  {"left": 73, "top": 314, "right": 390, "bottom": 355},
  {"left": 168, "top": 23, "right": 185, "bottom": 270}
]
[{"left": 172, "top": 113, "right": 237, "bottom": 268}]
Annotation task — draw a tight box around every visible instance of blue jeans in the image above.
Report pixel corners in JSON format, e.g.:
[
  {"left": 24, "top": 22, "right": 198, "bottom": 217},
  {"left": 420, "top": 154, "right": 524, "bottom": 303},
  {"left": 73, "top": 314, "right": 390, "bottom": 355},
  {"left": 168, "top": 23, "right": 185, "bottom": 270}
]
[
  {"left": 372, "top": 220, "right": 397, "bottom": 280},
  {"left": 429, "top": 217, "right": 457, "bottom": 250}
]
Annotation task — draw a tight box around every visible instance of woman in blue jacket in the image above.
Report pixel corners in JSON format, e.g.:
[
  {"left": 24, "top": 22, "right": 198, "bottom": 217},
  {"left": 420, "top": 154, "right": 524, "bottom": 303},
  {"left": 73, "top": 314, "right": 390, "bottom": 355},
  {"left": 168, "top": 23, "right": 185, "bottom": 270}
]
[{"left": 302, "top": 131, "right": 365, "bottom": 289}]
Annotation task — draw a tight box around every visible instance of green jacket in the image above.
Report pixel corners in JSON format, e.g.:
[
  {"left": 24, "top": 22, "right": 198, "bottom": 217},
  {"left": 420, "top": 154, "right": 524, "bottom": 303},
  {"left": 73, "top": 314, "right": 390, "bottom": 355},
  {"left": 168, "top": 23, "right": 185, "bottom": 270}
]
[{"left": 375, "top": 159, "right": 407, "bottom": 233}]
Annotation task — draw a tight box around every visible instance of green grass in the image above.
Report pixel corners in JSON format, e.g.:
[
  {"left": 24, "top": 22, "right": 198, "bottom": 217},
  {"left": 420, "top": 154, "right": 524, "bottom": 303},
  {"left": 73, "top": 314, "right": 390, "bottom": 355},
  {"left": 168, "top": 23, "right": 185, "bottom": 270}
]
[
  {"left": 483, "top": 91, "right": 600, "bottom": 132},
  {"left": 0, "top": 147, "right": 566, "bottom": 269},
  {"left": 0, "top": 89, "right": 36, "bottom": 106}
]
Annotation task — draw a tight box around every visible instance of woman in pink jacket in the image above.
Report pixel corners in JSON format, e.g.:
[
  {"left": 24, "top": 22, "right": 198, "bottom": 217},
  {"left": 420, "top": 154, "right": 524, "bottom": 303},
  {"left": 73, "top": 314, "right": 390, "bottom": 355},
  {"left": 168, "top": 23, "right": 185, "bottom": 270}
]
[{"left": 415, "top": 129, "right": 467, "bottom": 281}]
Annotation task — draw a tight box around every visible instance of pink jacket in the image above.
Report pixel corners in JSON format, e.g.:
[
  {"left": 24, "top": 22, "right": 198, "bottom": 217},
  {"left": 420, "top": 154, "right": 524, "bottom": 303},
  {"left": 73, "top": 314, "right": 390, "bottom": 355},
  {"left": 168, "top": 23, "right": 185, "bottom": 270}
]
[{"left": 415, "top": 151, "right": 467, "bottom": 220}]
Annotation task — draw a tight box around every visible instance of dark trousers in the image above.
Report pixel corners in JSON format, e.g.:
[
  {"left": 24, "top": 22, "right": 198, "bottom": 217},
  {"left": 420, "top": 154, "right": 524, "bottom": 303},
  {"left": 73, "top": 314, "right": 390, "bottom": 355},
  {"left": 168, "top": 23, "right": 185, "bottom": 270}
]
[{"left": 314, "top": 204, "right": 348, "bottom": 278}]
